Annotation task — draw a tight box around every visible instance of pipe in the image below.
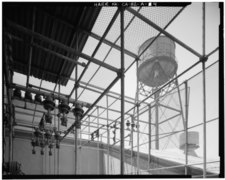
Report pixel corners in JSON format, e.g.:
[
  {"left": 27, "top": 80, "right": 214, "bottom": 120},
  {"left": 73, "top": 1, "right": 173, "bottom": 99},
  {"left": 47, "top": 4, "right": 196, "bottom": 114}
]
[{"left": 120, "top": 7, "right": 125, "bottom": 175}]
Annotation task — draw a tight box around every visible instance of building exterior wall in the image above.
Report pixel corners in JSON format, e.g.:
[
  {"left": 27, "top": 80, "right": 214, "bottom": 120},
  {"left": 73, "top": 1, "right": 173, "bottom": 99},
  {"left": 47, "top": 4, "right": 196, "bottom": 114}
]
[{"left": 4, "top": 136, "right": 104, "bottom": 175}]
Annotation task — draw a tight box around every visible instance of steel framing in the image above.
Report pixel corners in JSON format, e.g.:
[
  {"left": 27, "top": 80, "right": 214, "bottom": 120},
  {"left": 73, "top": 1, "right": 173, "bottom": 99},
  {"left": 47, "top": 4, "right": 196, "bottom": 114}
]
[{"left": 3, "top": 3, "right": 219, "bottom": 176}]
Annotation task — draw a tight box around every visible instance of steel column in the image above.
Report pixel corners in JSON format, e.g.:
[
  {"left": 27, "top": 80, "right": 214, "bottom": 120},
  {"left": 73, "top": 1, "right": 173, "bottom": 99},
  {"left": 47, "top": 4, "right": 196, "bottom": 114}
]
[
  {"left": 120, "top": 7, "right": 125, "bottom": 175},
  {"left": 136, "top": 60, "right": 140, "bottom": 174},
  {"left": 155, "top": 89, "right": 159, "bottom": 150},
  {"left": 4, "top": 34, "right": 14, "bottom": 162},
  {"left": 202, "top": 2, "right": 207, "bottom": 178},
  {"left": 184, "top": 81, "right": 188, "bottom": 175},
  {"left": 106, "top": 95, "right": 110, "bottom": 174},
  {"left": 74, "top": 128, "right": 78, "bottom": 174}
]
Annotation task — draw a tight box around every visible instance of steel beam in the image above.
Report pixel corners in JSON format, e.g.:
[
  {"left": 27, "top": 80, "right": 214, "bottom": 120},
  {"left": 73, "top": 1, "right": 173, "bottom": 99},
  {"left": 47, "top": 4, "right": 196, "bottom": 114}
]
[
  {"left": 6, "top": 20, "right": 119, "bottom": 73},
  {"left": 11, "top": 34, "right": 86, "bottom": 67},
  {"left": 26, "top": 8, "right": 36, "bottom": 89},
  {"left": 10, "top": 83, "right": 91, "bottom": 108},
  {"left": 68, "top": 9, "right": 120, "bottom": 99},
  {"left": 3, "top": 37, "right": 14, "bottom": 162},
  {"left": 126, "top": 7, "right": 202, "bottom": 58},
  {"left": 158, "top": 102, "right": 181, "bottom": 113},
  {"left": 35, "top": 7, "right": 138, "bottom": 59},
  {"left": 62, "top": 75, "right": 120, "bottom": 140}
]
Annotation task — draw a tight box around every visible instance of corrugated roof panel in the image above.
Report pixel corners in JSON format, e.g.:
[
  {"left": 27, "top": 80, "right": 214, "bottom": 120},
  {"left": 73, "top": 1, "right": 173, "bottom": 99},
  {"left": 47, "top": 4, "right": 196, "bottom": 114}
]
[{"left": 4, "top": 4, "right": 101, "bottom": 86}]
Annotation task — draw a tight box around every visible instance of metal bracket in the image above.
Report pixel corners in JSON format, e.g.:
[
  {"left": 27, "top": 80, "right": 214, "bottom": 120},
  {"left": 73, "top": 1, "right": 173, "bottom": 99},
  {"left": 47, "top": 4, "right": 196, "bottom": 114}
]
[
  {"left": 200, "top": 56, "right": 208, "bottom": 63},
  {"left": 117, "top": 68, "right": 125, "bottom": 78}
]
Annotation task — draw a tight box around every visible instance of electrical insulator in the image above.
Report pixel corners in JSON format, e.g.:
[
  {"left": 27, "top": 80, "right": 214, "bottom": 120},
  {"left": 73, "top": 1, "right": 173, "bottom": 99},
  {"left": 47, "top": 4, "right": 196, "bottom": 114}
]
[
  {"left": 39, "top": 116, "right": 45, "bottom": 131},
  {"left": 49, "top": 143, "right": 53, "bottom": 156},
  {"left": 131, "top": 122, "right": 135, "bottom": 131},
  {"left": 40, "top": 149, "right": 44, "bottom": 155},
  {"left": 35, "top": 94, "right": 42, "bottom": 104},
  {"left": 13, "top": 88, "right": 22, "bottom": 99},
  {"left": 25, "top": 91, "right": 33, "bottom": 101},
  {"left": 45, "top": 130, "right": 52, "bottom": 144},
  {"left": 113, "top": 136, "right": 116, "bottom": 143},
  {"left": 96, "top": 130, "right": 99, "bottom": 138},
  {"left": 56, "top": 143, "right": 60, "bottom": 149},
  {"left": 43, "top": 95, "right": 55, "bottom": 124},
  {"left": 31, "top": 138, "right": 36, "bottom": 154},
  {"left": 91, "top": 133, "right": 94, "bottom": 141},
  {"left": 54, "top": 130, "right": 61, "bottom": 149},
  {"left": 45, "top": 110, "right": 53, "bottom": 124},
  {"left": 61, "top": 115, "right": 68, "bottom": 127},
  {"left": 58, "top": 100, "right": 70, "bottom": 127},
  {"left": 32, "top": 149, "right": 36, "bottom": 155},
  {"left": 126, "top": 120, "right": 131, "bottom": 131},
  {"left": 72, "top": 103, "right": 84, "bottom": 129}
]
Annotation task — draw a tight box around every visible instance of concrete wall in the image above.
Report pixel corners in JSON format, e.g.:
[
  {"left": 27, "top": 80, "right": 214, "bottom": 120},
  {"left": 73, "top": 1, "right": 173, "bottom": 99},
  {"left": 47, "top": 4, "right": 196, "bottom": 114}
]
[{"left": 4, "top": 136, "right": 105, "bottom": 175}]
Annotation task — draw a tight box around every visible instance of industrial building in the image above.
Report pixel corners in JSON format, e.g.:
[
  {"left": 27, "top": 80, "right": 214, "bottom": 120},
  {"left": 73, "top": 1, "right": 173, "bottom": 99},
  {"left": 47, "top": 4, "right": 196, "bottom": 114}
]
[{"left": 2, "top": 2, "right": 223, "bottom": 178}]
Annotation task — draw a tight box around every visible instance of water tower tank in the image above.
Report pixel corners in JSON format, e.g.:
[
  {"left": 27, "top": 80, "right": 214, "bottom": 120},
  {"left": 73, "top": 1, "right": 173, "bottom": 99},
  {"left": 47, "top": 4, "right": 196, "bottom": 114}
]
[{"left": 137, "top": 36, "right": 178, "bottom": 87}]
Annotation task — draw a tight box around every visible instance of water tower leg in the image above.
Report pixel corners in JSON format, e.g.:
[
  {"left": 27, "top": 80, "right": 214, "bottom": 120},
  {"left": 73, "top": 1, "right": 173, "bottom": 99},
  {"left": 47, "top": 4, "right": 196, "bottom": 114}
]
[
  {"left": 148, "top": 105, "right": 152, "bottom": 169},
  {"left": 155, "top": 89, "right": 159, "bottom": 150},
  {"left": 175, "top": 79, "right": 185, "bottom": 129}
]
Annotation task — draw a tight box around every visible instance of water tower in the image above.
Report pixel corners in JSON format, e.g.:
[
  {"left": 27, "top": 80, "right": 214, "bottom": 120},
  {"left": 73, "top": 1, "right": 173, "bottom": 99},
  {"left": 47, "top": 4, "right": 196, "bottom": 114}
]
[
  {"left": 137, "top": 36, "right": 177, "bottom": 88},
  {"left": 136, "top": 36, "right": 178, "bottom": 149}
]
